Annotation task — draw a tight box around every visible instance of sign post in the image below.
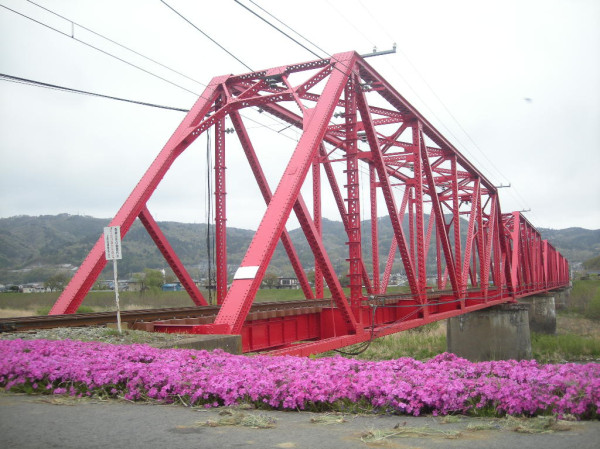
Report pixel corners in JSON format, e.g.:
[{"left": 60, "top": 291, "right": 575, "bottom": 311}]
[{"left": 103, "top": 226, "right": 123, "bottom": 333}]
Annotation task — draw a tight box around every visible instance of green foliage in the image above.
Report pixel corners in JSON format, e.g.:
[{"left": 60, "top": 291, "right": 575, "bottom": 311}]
[
  {"left": 567, "top": 278, "right": 600, "bottom": 320},
  {"left": 262, "top": 272, "right": 279, "bottom": 289},
  {"left": 143, "top": 268, "right": 164, "bottom": 289},
  {"left": 322, "top": 323, "right": 446, "bottom": 361},
  {"left": 531, "top": 333, "right": 600, "bottom": 362},
  {"left": 582, "top": 254, "right": 600, "bottom": 270},
  {"left": 36, "top": 305, "right": 95, "bottom": 316},
  {"left": 44, "top": 272, "right": 70, "bottom": 292},
  {"left": 36, "top": 306, "right": 51, "bottom": 316}
]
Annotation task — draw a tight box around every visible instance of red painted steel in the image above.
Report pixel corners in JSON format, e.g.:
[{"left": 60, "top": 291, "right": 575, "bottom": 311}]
[
  {"left": 51, "top": 51, "right": 570, "bottom": 355},
  {"left": 138, "top": 206, "right": 207, "bottom": 306}
]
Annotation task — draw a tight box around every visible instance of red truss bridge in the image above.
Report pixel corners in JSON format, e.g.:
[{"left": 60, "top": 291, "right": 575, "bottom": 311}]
[{"left": 50, "top": 51, "right": 570, "bottom": 356}]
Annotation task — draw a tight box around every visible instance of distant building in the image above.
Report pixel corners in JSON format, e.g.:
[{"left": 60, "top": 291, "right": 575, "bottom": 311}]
[
  {"left": 277, "top": 277, "right": 300, "bottom": 289},
  {"left": 162, "top": 283, "right": 182, "bottom": 292},
  {"left": 20, "top": 283, "right": 49, "bottom": 293}
]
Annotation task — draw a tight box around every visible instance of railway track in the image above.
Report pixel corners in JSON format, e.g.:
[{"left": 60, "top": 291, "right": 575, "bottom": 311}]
[
  {"left": 0, "top": 289, "right": 477, "bottom": 333},
  {"left": 0, "top": 298, "right": 333, "bottom": 332}
]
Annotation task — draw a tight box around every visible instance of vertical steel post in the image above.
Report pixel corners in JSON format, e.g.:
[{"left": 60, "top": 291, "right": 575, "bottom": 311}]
[
  {"left": 370, "top": 164, "right": 380, "bottom": 293},
  {"left": 214, "top": 101, "right": 227, "bottom": 304},
  {"left": 344, "top": 78, "right": 363, "bottom": 305},
  {"left": 450, "top": 155, "right": 462, "bottom": 293},
  {"left": 413, "top": 122, "right": 427, "bottom": 296},
  {"left": 313, "top": 158, "right": 324, "bottom": 298}
]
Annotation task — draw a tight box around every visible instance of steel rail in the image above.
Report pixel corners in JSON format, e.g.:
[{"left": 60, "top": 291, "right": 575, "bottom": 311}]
[{"left": 0, "top": 298, "right": 332, "bottom": 332}]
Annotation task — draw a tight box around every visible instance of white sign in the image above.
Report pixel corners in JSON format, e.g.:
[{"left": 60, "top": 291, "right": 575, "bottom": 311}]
[
  {"left": 233, "top": 265, "right": 260, "bottom": 280},
  {"left": 103, "top": 226, "right": 122, "bottom": 260}
]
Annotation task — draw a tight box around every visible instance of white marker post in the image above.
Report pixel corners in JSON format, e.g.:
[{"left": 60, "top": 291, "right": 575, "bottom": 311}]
[{"left": 103, "top": 226, "right": 123, "bottom": 333}]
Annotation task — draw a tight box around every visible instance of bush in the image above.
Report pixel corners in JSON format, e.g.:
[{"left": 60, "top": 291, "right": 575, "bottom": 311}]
[{"left": 565, "top": 279, "right": 600, "bottom": 320}]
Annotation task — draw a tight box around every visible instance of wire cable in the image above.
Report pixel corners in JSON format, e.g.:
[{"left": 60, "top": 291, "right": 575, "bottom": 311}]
[
  {"left": 234, "top": 0, "right": 324, "bottom": 60},
  {"left": 0, "top": 3, "right": 201, "bottom": 96},
  {"left": 0, "top": 73, "right": 190, "bottom": 112},
  {"left": 25, "top": 0, "right": 207, "bottom": 89},
  {"left": 247, "top": 0, "right": 331, "bottom": 58},
  {"left": 160, "top": 0, "right": 254, "bottom": 72},
  {"left": 2, "top": 4, "right": 307, "bottom": 143}
]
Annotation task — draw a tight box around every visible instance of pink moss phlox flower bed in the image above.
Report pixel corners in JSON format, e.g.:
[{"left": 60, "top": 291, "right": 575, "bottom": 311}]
[{"left": 1, "top": 339, "right": 599, "bottom": 418}]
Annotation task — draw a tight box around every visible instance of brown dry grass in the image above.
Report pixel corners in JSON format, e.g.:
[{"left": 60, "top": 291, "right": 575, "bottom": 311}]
[
  {"left": 557, "top": 315, "right": 600, "bottom": 338},
  {"left": 0, "top": 308, "right": 37, "bottom": 318}
]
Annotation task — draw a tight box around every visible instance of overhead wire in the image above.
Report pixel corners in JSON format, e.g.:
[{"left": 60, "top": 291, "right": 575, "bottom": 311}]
[
  {"left": 160, "top": 0, "right": 254, "bottom": 72},
  {"left": 233, "top": 0, "right": 360, "bottom": 91},
  {"left": 24, "top": 0, "right": 207, "bottom": 90},
  {"left": 0, "top": 3, "right": 201, "bottom": 96},
  {"left": 1, "top": 1, "right": 307, "bottom": 142},
  {"left": 0, "top": 73, "right": 190, "bottom": 112},
  {"left": 234, "top": 0, "right": 324, "bottom": 60},
  {"left": 6, "top": 0, "right": 464, "bottom": 235},
  {"left": 246, "top": 0, "right": 331, "bottom": 58}
]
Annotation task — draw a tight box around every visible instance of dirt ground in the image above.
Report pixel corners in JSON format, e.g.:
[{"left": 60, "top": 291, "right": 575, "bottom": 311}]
[{"left": 558, "top": 315, "right": 600, "bottom": 338}]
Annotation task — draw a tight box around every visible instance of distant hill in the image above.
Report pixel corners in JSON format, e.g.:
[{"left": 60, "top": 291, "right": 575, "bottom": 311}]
[
  {"left": 582, "top": 255, "right": 600, "bottom": 271},
  {"left": 538, "top": 227, "right": 600, "bottom": 265},
  {"left": 0, "top": 214, "right": 598, "bottom": 284}
]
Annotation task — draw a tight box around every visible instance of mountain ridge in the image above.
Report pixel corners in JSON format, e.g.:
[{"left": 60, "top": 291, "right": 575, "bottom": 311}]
[{"left": 0, "top": 214, "right": 597, "bottom": 284}]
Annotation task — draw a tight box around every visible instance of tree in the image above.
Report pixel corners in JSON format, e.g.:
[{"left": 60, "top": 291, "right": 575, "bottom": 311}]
[
  {"left": 44, "top": 273, "right": 70, "bottom": 292},
  {"left": 263, "top": 272, "right": 279, "bottom": 289},
  {"left": 144, "top": 268, "right": 164, "bottom": 289},
  {"left": 164, "top": 272, "right": 177, "bottom": 284}
]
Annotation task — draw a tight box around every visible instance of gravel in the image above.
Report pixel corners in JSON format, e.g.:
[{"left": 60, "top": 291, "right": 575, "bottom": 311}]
[{"left": 0, "top": 326, "right": 195, "bottom": 347}]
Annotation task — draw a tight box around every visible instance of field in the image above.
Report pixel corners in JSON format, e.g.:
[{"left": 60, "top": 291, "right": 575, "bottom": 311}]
[{"left": 1, "top": 279, "right": 599, "bottom": 363}]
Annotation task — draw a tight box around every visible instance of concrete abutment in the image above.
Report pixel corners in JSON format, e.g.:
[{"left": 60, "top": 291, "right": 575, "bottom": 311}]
[
  {"left": 447, "top": 304, "right": 532, "bottom": 362},
  {"left": 518, "top": 294, "right": 557, "bottom": 335}
]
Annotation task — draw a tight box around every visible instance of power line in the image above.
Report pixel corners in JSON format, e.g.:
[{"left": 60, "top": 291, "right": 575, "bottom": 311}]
[
  {"left": 234, "top": 0, "right": 324, "bottom": 60},
  {"left": 0, "top": 73, "right": 190, "bottom": 112},
  {"left": 160, "top": 0, "right": 254, "bottom": 72},
  {"left": 247, "top": 0, "right": 331, "bottom": 58},
  {"left": 324, "top": 0, "right": 376, "bottom": 47},
  {"left": 25, "top": 0, "right": 207, "bottom": 89},
  {"left": 0, "top": 3, "right": 201, "bottom": 97},
  {"left": 1, "top": 2, "right": 308, "bottom": 142}
]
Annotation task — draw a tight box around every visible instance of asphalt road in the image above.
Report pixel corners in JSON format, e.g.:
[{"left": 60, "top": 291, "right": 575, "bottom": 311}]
[{"left": 1, "top": 392, "right": 599, "bottom": 449}]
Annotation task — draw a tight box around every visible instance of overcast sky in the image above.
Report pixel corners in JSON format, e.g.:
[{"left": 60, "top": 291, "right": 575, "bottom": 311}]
[{"left": 1, "top": 0, "right": 599, "bottom": 231}]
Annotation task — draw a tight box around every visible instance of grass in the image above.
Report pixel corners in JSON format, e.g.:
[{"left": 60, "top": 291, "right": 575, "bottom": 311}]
[
  {"left": 197, "top": 409, "right": 277, "bottom": 429},
  {"left": 321, "top": 316, "right": 600, "bottom": 363},
  {"left": 360, "top": 426, "right": 461, "bottom": 442},
  {"left": 531, "top": 332, "right": 600, "bottom": 362},
  {"left": 0, "top": 287, "right": 309, "bottom": 316},
  {"left": 567, "top": 276, "right": 600, "bottom": 320},
  {"left": 309, "top": 414, "right": 347, "bottom": 425},
  {"left": 319, "top": 322, "right": 447, "bottom": 361}
]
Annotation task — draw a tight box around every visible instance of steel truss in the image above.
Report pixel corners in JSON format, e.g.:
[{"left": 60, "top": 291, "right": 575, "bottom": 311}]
[{"left": 51, "top": 51, "right": 570, "bottom": 355}]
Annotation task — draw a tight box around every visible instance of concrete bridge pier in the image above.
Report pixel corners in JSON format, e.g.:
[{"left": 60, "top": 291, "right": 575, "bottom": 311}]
[
  {"left": 552, "top": 287, "right": 572, "bottom": 310},
  {"left": 447, "top": 304, "right": 532, "bottom": 361},
  {"left": 518, "top": 293, "right": 557, "bottom": 334}
]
